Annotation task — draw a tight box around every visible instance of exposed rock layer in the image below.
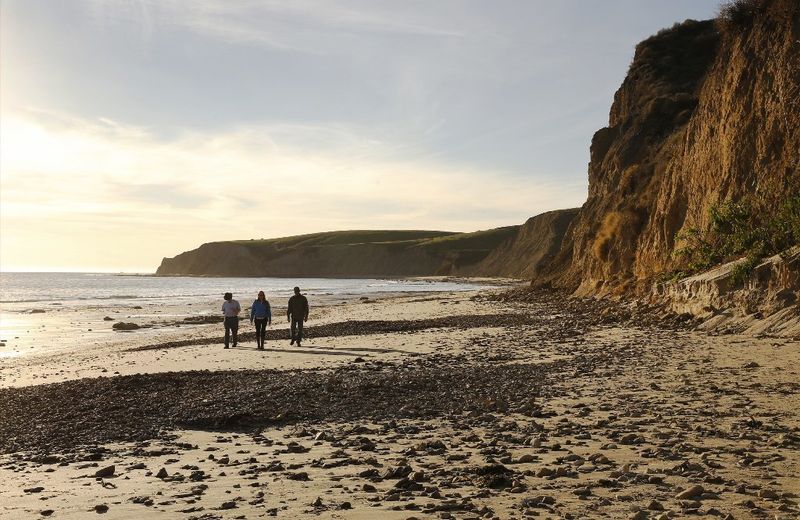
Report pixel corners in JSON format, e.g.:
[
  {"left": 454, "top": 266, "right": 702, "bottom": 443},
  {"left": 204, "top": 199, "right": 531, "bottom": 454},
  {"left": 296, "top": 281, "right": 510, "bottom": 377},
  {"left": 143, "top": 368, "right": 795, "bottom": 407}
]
[{"left": 653, "top": 247, "right": 800, "bottom": 336}]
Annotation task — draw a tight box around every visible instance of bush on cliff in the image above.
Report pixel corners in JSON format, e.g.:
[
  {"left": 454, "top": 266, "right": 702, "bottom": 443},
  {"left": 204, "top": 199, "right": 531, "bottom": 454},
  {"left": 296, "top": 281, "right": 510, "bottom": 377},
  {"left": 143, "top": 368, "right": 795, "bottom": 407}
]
[
  {"left": 717, "top": 0, "right": 768, "bottom": 32},
  {"left": 672, "top": 182, "right": 800, "bottom": 282}
]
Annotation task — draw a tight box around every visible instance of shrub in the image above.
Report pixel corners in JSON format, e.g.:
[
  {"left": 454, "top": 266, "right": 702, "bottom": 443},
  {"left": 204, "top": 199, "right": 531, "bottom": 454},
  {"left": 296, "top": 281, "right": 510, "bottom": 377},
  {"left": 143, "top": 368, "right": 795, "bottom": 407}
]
[
  {"left": 672, "top": 185, "right": 800, "bottom": 281},
  {"left": 717, "top": 0, "right": 767, "bottom": 32}
]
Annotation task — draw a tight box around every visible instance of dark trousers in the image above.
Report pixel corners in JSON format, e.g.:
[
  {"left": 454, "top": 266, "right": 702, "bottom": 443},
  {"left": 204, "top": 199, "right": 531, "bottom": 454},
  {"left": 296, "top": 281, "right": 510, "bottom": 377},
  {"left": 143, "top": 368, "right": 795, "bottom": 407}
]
[
  {"left": 224, "top": 316, "right": 239, "bottom": 347},
  {"left": 254, "top": 318, "right": 268, "bottom": 348},
  {"left": 290, "top": 318, "right": 304, "bottom": 343}
]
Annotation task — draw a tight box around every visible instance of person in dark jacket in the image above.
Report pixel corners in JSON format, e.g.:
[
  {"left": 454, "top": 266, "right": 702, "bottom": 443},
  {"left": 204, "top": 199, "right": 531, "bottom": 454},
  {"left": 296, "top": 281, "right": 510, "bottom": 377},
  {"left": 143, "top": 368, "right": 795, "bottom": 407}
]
[
  {"left": 250, "top": 290, "right": 272, "bottom": 350},
  {"left": 287, "top": 286, "right": 309, "bottom": 347}
]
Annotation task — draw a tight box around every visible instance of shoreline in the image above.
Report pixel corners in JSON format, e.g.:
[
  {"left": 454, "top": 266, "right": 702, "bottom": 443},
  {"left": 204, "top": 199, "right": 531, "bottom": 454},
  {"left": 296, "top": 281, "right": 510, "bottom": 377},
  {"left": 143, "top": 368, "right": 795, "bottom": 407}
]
[
  {"left": 0, "top": 288, "right": 798, "bottom": 519},
  {"left": 0, "top": 274, "right": 506, "bottom": 364}
]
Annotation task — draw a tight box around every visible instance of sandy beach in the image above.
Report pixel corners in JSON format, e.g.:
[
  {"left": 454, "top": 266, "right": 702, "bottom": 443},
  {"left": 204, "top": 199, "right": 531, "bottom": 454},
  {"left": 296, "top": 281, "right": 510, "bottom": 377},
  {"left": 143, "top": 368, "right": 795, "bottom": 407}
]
[{"left": 1, "top": 287, "right": 798, "bottom": 519}]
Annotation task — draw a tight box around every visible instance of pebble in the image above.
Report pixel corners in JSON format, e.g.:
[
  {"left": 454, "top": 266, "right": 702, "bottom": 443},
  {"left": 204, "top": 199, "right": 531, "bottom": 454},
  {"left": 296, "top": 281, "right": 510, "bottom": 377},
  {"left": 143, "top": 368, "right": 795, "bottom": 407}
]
[
  {"left": 94, "top": 465, "right": 115, "bottom": 478},
  {"left": 675, "top": 484, "right": 704, "bottom": 500}
]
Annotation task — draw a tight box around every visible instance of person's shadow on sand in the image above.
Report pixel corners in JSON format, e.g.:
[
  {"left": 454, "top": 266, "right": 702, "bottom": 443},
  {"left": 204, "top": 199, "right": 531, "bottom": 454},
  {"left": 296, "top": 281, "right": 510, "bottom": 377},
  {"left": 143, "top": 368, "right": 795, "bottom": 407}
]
[{"left": 229, "top": 345, "right": 367, "bottom": 357}]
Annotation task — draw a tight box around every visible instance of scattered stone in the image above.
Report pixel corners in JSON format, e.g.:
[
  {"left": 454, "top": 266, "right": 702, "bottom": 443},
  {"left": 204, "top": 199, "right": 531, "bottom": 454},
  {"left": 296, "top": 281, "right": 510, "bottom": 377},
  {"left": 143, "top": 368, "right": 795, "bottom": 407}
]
[
  {"left": 94, "top": 465, "right": 115, "bottom": 478},
  {"left": 112, "top": 322, "right": 140, "bottom": 331},
  {"left": 675, "top": 485, "right": 704, "bottom": 500}
]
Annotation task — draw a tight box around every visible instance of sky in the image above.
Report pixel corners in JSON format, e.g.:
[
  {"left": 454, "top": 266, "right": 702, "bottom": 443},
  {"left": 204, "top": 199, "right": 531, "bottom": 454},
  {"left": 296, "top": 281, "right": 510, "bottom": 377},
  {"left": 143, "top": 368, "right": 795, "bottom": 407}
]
[{"left": 0, "top": 0, "right": 723, "bottom": 272}]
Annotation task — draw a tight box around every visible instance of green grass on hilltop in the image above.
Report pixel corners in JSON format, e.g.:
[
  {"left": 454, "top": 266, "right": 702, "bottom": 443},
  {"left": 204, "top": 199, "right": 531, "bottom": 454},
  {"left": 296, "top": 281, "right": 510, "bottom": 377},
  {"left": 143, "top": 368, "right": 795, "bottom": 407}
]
[
  {"left": 416, "top": 226, "right": 520, "bottom": 253},
  {"left": 225, "top": 226, "right": 520, "bottom": 257},
  {"left": 229, "top": 230, "right": 457, "bottom": 249}
]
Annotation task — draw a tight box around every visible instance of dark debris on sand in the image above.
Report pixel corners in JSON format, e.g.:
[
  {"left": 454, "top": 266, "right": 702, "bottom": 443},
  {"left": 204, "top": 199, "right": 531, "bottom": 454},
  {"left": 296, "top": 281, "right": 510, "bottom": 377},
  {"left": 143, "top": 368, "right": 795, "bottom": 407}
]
[
  {"left": 481, "top": 287, "right": 699, "bottom": 330},
  {"left": 0, "top": 356, "right": 556, "bottom": 455},
  {"left": 130, "top": 313, "right": 537, "bottom": 352}
]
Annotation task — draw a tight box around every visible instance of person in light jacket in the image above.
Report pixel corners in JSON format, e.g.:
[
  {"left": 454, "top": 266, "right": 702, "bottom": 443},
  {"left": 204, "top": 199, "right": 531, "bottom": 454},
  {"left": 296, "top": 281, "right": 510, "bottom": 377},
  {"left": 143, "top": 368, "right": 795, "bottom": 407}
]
[{"left": 221, "top": 292, "right": 241, "bottom": 349}]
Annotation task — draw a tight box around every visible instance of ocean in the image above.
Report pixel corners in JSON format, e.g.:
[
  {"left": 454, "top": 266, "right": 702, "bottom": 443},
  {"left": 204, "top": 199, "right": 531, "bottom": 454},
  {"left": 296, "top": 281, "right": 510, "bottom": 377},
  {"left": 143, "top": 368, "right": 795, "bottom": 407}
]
[{"left": 0, "top": 273, "right": 491, "bottom": 358}]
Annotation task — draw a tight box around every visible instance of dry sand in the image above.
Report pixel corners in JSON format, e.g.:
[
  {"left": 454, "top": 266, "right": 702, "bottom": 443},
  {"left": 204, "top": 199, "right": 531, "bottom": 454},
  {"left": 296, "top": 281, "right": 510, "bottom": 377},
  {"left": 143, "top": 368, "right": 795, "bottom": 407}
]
[{"left": 0, "top": 289, "right": 798, "bottom": 519}]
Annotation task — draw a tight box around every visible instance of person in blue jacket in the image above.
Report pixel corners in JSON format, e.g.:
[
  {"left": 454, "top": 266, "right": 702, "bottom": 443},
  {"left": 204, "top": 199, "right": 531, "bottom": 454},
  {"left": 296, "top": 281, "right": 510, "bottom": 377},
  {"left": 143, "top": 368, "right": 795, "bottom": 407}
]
[{"left": 250, "top": 291, "right": 272, "bottom": 350}]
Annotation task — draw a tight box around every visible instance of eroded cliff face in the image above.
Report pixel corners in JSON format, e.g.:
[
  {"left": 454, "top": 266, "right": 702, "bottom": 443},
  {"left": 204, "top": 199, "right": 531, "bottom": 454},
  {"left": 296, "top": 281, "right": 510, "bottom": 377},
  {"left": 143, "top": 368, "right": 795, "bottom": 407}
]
[
  {"left": 466, "top": 209, "right": 579, "bottom": 278},
  {"left": 542, "top": 1, "right": 800, "bottom": 296}
]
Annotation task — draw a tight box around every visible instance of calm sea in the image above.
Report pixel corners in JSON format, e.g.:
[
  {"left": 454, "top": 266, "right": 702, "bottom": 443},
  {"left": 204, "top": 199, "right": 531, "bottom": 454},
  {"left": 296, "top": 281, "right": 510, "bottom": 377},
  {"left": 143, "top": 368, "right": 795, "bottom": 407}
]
[{"left": 0, "top": 272, "right": 487, "bottom": 307}]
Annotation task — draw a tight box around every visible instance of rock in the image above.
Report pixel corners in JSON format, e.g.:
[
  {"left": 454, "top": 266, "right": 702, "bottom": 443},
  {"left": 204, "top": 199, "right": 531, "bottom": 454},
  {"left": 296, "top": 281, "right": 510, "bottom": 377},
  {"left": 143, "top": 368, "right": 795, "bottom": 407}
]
[
  {"left": 647, "top": 500, "right": 664, "bottom": 511},
  {"left": 758, "top": 489, "right": 778, "bottom": 499},
  {"left": 40, "top": 511, "right": 54, "bottom": 517},
  {"left": 518, "top": 454, "right": 536, "bottom": 463},
  {"left": 220, "top": 501, "right": 236, "bottom": 510},
  {"left": 675, "top": 484, "right": 704, "bottom": 500},
  {"left": 630, "top": 512, "right": 648, "bottom": 520},
  {"left": 536, "top": 467, "right": 554, "bottom": 477},
  {"left": 103, "top": 316, "right": 114, "bottom": 321},
  {"left": 94, "top": 465, "right": 115, "bottom": 478},
  {"left": 573, "top": 487, "right": 591, "bottom": 497},
  {"left": 24, "top": 487, "right": 45, "bottom": 494},
  {"left": 339, "top": 501, "right": 352, "bottom": 510},
  {"left": 112, "top": 322, "right": 140, "bottom": 331},
  {"left": 382, "top": 465, "right": 412, "bottom": 479},
  {"left": 620, "top": 433, "right": 640, "bottom": 444},
  {"left": 94, "top": 504, "right": 109, "bottom": 514},
  {"left": 155, "top": 468, "right": 169, "bottom": 479}
]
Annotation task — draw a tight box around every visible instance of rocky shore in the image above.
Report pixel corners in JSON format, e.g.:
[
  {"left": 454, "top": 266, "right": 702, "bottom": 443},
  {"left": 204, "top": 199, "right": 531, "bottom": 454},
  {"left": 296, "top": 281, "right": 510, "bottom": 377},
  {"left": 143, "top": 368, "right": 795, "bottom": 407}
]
[{"left": 1, "top": 290, "right": 798, "bottom": 519}]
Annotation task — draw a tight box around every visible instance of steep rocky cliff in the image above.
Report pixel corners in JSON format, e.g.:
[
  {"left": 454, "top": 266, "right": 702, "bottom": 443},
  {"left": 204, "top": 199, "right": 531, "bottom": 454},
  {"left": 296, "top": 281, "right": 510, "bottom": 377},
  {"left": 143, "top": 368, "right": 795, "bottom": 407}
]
[{"left": 540, "top": 0, "right": 800, "bottom": 297}]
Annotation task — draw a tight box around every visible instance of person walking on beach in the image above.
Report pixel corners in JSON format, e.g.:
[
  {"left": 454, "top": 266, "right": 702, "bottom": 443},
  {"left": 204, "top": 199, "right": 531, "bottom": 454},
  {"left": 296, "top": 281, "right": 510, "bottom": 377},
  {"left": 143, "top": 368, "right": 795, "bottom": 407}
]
[
  {"left": 250, "top": 291, "right": 272, "bottom": 350},
  {"left": 287, "top": 286, "right": 309, "bottom": 347},
  {"left": 222, "top": 292, "right": 241, "bottom": 349}
]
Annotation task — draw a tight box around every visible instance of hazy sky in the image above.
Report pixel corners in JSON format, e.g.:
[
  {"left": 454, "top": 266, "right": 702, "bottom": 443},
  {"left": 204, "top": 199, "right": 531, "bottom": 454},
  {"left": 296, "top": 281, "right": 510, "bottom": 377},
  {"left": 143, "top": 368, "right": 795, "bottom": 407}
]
[{"left": 1, "top": 0, "right": 722, "bottom": 272}]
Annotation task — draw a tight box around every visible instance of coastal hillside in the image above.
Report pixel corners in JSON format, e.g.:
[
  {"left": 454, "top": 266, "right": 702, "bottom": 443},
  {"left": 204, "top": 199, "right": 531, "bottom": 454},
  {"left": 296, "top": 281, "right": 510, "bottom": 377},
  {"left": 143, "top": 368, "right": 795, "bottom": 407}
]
[
  {"left": 539, "top": 0, "right": 800, "bottom": 299},
  {"left": 155, "top": 227, "right": 522, "bottom": 277},
  {"left": 156, "top": 208, "right": 581, "bottom": 278}
]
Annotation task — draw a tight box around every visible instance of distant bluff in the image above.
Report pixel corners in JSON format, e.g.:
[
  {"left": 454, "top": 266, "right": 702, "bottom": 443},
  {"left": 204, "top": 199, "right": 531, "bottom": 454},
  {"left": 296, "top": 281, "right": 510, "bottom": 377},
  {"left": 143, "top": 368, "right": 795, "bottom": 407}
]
[
  {"left": 155, "top": 209, "right": 578, "bottom": 278},
  {"left": 539, "top": 0, "right": 800, "bottom": 295}
]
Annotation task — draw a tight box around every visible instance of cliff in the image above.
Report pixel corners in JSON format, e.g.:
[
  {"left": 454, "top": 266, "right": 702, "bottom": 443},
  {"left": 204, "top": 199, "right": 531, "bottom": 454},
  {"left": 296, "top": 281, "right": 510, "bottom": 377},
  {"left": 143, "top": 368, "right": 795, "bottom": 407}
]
[
  {"left": 540, "top": 0, "right": 800, "bottom": 298},
  {"left": 466, "top": 209, "right": 579, "bottom": 278}
]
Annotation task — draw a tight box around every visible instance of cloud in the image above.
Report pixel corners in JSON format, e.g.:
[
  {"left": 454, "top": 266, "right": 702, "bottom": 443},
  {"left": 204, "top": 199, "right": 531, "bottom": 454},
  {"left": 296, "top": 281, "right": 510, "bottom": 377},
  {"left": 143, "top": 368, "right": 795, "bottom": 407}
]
[
  {"left": 83, "top": 0, "right": 464, "bottom": 55},
  {"left": 0, "top": 109, "right": 585, "bottom": 271}
]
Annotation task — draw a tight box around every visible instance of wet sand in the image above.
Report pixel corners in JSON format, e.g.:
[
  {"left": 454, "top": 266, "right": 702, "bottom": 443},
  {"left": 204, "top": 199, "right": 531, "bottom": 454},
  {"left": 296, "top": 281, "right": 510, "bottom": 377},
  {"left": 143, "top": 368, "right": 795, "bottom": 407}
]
[{"left": 0, "top": 289, "right": 798, "bottom": 519}]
